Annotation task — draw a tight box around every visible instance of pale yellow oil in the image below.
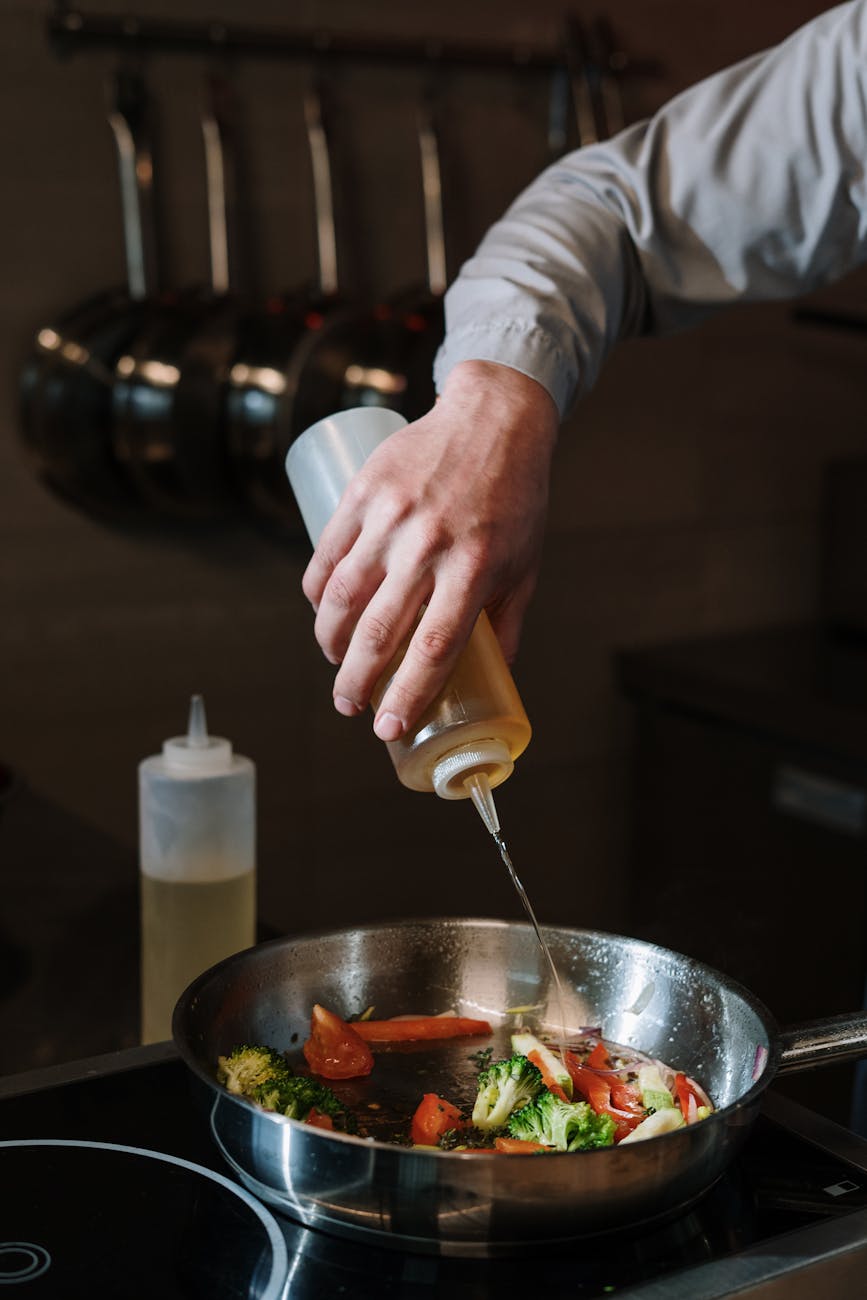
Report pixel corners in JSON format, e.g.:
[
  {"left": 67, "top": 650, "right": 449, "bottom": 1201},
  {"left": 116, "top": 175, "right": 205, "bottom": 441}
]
[
  {"left": 373, "top": 609, "right": 532, "bottom": 792},
  {"left": 140, "top": 870, "right": 255, "bottom": 1044},
  {"left": 496, "top": 834, "right": 569, "bottom": 1051}
]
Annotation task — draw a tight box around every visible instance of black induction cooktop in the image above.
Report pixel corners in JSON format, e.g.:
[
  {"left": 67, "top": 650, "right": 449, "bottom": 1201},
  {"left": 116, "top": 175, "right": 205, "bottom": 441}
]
[{"left": 2, "top": 1043, "right": 867, "bottom": 1298}]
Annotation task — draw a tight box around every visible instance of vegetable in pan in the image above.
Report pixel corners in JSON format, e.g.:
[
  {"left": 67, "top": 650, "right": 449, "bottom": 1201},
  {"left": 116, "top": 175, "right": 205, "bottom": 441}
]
[
  {"left": 471, "top": 1053, "right": 545, "bottom": 1130},
  {"left": 216, "top": 1043, "right": 356, "bottom": 1132},
  {"left": 216, "top": 1045, "right": 292, "bottom": 1097},
  {"left": 214, "top": 1005, "right": 716, "bottom": 1153},
  {"left": 507, "top": 1091, "right": 617, "bottom": 1151}
]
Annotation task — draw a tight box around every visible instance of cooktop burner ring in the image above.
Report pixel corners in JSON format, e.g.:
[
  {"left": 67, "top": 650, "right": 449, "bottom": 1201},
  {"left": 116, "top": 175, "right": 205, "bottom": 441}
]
[{"left": 0, "top": 1139, "right": 289, "bottom": 1298}]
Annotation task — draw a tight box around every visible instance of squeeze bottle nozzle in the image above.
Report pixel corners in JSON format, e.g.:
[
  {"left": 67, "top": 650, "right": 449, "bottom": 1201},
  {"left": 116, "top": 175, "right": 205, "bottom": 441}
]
[
  {"left": 187, "top": 694, "right": 208, "bottom": 746},
  {"left": 463, "top": 770, "right": 501, "bottom": 837}
]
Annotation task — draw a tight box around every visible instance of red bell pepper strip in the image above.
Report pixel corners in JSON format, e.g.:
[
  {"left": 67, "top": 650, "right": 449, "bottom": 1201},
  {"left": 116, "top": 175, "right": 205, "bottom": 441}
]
[
  {"left": 493, "top": 1137, "right": 552, "bottom": 1154},
  {"left": 526, "top": 1049, "right": 570, "bottom": 1102},
  {"left": 674, "top": 1073, "right": 709, "bottom": 1123},
  {"left": 565, "top": 1052, "right": 612, "bottom": 1112},
  {"left": 586, "top": 1041, "right": 611, "bottom": 1070},
  {"left": 565, "top": 1051, "right": 644, "bottom": 1141},
  {"left": 353, "top": 1016, "right": 492, "bottom": 1042}
]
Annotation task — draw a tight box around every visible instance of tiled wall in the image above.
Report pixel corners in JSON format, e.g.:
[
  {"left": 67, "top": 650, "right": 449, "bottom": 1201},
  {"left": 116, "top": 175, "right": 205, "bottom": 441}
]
[{"left": 2, "top": 0, "right": 866, "bottom": 1060}]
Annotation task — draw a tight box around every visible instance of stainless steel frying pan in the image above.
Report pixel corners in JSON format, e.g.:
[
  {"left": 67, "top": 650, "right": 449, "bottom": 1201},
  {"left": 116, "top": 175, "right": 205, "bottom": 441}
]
[{"left": 172, "top": 918, "right": 867, "bottom": 1256}]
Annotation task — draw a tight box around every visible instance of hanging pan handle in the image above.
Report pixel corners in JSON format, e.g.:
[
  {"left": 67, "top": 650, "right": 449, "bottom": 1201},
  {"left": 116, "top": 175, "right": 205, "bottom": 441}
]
[
  {"left": 304, "top": 84, "right": 339, "bottom": 298},
  {"left": 417, "top": 91, "right": 447, "bottom": 297},
  {"left": 106, "top": 66, "right": 159, "bottom": 301},
  {"left": 201, "top": 73, "right": 236, "bottom": 297}
]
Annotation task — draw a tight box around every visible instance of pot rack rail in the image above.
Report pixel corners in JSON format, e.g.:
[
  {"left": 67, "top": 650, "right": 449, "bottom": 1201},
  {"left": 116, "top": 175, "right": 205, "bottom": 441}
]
[{"left": 48, "top": 5, "right": 654, "bottom": 81}]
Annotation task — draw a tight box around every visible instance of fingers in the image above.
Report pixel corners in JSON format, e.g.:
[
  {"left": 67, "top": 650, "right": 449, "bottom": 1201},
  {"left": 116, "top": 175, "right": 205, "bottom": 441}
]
[
  {"left": 367, "top": 577, "right": 483, "bottom": 741},
  {"left": 371, "top": 608, "right": 469, "bottom": 741},
  {"left": 312, "top": 549, "right": 388, "bottom": 668},
  {"left": 329, "top": 561, "right": 437, "bottom": 721},
  {"left": 301, "top": 507, "right": 363, "bottom": 611}
]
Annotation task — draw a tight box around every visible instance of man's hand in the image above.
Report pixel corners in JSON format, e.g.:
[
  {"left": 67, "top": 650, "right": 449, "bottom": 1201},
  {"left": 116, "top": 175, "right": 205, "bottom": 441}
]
[{"left": 301, "top": 360, "right": 560, "bottom": 740}]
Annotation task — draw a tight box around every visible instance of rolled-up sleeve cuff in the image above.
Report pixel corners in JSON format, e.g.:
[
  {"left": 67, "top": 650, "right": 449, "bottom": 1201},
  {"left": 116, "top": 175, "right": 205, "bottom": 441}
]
[{"left": 433, "top": 322, "right": 576, "bottom": 419}]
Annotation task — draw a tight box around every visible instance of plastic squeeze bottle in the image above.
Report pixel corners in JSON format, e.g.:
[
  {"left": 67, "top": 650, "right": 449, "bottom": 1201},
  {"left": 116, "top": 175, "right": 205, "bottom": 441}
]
[
  {"left": 139, "top": 695, "right": 256, "bottom": 1043},
  {"left": 285, "top": 407, "right": 531, "bottom": 837}
]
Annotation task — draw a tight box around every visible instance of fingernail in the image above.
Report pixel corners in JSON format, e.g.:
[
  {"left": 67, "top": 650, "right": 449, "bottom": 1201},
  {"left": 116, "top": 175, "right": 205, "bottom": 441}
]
[
  {"left": 334, "top": 695, "right": 361, "bottom": 717},
  {"left": 374, "top": 711, "right": 404, "bottom": 741}
]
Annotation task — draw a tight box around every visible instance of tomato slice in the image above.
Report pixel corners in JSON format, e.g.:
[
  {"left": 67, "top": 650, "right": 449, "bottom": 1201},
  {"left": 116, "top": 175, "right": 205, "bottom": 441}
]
[
  {"left": 411, "top": 1093, "right": 467, "bottom": 1146},
  {"left": 303, "top": 1004, "right": 374, "bottom": 1079},
  {"left": 353, "top": 1016, "right": 492, "bottom": 1042},
  {"left": 304, "top": 1108, "right": 334, "bottom": 1130}
]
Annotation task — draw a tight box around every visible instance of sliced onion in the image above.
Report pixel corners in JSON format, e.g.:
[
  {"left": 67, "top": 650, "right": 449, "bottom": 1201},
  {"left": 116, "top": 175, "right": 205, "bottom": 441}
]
[
  {"left": 651, "top": 1059, "right": 678, "bottom": 1092},
  {"left": 752, "top": 1044, "right": 768, "bottom": 1081},
  {"left": 684, "top": 1075, "right": 713, "bottom": 1110}
]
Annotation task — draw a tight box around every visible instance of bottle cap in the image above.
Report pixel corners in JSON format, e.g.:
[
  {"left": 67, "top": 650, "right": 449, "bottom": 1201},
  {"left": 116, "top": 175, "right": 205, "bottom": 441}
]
[
  {"left": 285, "top": 406, "right": 407, "bottom": 545},
  {"left": 162, "top": 694, "right": 233, "bottom": 774},
  {"left": 431, "top": 738, "right": 514, "bottom": 801}
]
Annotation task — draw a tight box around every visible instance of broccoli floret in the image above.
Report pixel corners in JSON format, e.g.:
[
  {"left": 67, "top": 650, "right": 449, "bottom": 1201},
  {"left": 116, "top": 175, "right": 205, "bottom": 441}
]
[
  {"left": 216, "top": 1044, "right": 292, "bottom": 1097},
  {"left": 508, "top": 1091, "right": 616, "bottom": 1151},
  {"left": 263, "top": 1075, "right": 357, "bottom": 1133},
  {"left": 216, "top": 1043, "right": 356, "bottom": 1132},
  {"left": 471, "top": 1053, "right": 545, "bottom": 1130}
]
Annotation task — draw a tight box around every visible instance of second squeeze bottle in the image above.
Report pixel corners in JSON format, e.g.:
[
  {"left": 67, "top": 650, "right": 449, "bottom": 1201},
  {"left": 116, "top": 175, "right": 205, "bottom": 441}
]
[{"left": 285, "top": 407, "right": 531, "bottom": 836}]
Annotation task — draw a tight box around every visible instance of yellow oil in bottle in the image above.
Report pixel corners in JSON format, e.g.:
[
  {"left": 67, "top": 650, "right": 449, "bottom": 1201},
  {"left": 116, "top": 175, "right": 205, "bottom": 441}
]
[
  {"left": 140, "top": 869, "right": 255, "bottom": 1044},
  {"left": 372, "top": 610, "right": 531, "bottom": 794}
]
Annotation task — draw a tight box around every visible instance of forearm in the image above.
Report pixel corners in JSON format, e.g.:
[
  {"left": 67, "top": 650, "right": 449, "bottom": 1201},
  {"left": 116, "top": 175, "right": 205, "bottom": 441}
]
[{"left": 435, "top": 0, "right": 867, "bottom": 416}]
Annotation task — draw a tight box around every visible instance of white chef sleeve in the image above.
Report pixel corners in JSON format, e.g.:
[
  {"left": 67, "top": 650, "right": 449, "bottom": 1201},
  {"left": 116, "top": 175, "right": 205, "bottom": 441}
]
[{"left": 433, "top": 0, "right": 867, "bottom": 417}]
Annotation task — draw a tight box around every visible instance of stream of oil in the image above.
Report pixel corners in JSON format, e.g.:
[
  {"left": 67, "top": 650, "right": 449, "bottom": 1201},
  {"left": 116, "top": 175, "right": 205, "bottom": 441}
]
[{"left": 494, "top": 830, "right": 569, "bottom": 1053}]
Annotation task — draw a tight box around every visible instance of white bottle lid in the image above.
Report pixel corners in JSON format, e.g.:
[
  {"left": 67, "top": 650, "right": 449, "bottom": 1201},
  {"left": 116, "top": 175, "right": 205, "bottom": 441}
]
[
  {"left": 285, "top": 406, "right": 407, "bottom": 545},
  {"left": 431, "top": 738, "right": 514, "bottom": 800}
]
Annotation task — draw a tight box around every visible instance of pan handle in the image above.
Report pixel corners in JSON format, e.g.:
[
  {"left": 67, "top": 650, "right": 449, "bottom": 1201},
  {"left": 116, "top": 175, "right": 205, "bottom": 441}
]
[{"left": 777, "top": 1010, "right": 867, "bottom": 1074}]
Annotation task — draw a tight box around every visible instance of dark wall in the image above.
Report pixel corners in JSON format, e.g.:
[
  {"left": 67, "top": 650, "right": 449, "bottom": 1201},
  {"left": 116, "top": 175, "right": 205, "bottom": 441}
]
[{"left": 3, "top": 0, "right": 866, "bottom": 1064}]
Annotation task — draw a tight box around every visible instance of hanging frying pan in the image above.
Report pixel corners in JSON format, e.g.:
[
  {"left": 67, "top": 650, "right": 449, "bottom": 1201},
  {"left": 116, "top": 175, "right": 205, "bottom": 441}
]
[
  {"left": 285, "top": 85, "right": 454, "bottom": 440},
  {"left": 112, "top": 73, "right": 245, "bottom": 521},
  {"left": 18, "top": 67, "right": 162, "bottom": 519},
  {"left": 380, "top": 90, "right": 449, "bottom": 420},
  {"left": 224, "top": 84, "right": 353, "bottom": 534}
]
